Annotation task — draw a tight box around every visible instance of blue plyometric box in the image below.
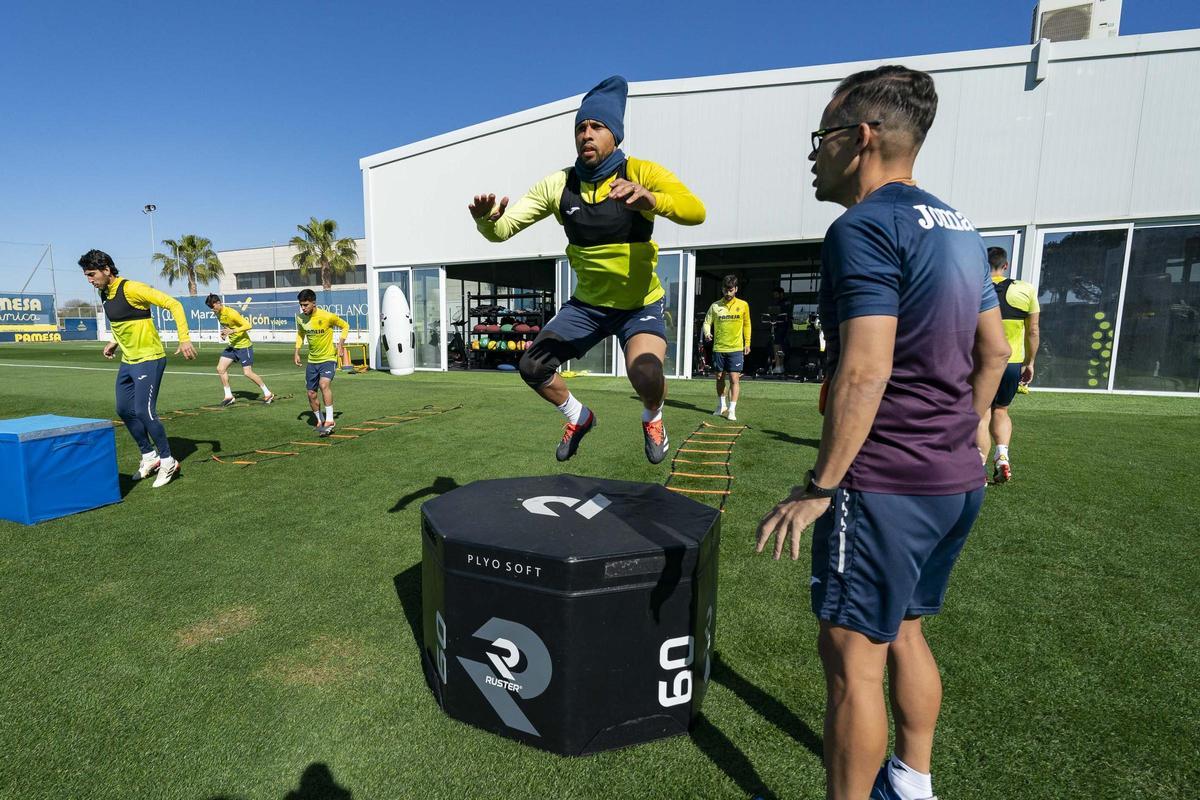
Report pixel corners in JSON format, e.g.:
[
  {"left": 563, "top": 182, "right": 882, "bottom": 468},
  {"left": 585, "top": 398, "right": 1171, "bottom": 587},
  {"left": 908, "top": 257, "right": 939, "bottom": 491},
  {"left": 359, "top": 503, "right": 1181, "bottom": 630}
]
[{"left": 0, "top": 415, "right": 121, "bottom": 525}]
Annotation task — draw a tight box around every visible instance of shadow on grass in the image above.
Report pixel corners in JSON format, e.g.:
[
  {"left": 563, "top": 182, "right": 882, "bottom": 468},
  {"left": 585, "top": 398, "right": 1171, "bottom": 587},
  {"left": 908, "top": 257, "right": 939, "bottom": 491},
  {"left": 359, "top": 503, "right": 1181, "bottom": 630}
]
[
  {"left": 117, "top": 436, "right": 221, "bottom": 497},
  {"left": 711, "top": 652, "right": 823, "bottom": 759},
  {"left": 691, "top": 712, "right": 779, "bottom": 800},
  {"left": 389, "top": 476, "right": 460, "bottom": 513},
  {"left": 392, "top": 563, "right": 422, "bottom": 655},
  {"left": 295, "top": 410, "right": 342, "bottom": 428},
  {"left": 760, "top": 429, "right": 820, "bottom": 449},
  {"left": 207, "top": 760, "right": 352, "bottom": 800}
]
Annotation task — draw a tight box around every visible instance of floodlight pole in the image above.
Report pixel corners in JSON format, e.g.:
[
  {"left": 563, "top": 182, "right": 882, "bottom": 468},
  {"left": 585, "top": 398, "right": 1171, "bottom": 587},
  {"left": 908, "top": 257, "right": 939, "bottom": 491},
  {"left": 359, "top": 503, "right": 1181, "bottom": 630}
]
[{"left": 143, "top": 204, "right": 157, "bottom": 288}]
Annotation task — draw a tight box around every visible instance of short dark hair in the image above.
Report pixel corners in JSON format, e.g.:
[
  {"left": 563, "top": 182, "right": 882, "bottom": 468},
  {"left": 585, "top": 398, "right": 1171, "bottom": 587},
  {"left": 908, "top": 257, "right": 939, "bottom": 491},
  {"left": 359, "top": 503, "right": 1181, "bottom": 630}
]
[
  {"left": 722, "top": 274, "right": 738, "bottom": 290},
  {"left": 987, "top": 247, "right": 1009, "bottom": 271},
  {"left": 830, "top": 65, "right": 938, "bottom": 148},
  {"left": 204, "top": 293, "right": 221, "bottom": 308},
  {"left": 297, "top": 289, "right": 317, "bottom": 303},
  {"left": 78, "top": 249, "right": 118, "bottom": 276}
]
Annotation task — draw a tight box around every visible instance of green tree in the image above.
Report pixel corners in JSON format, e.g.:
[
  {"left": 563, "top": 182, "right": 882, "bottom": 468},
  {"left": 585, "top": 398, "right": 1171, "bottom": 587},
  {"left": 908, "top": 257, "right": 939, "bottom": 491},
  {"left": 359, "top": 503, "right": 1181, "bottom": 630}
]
[
  {"left": 290, "top": 218, "right": 358, "bottom": 291},
  {"left": 154, "top": 235, "right": 224, "bottom": 296}
]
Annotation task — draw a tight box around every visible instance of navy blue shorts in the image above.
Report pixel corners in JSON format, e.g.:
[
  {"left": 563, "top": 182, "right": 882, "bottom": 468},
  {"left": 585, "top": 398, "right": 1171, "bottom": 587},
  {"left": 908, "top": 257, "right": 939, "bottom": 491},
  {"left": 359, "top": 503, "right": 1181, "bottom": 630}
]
[
  {"left": 220, "top": 346, "right": 254, "bottom": 367},
  {"left": 811, "top": 487, "right": 985, "bottom": 642},
  {"left": 712, "top": 351, "right": 744, "bottom": 373},
  {"left": 305, "top": 361, "right": 337, "bottom": 391},
  {"left": 541, "top": 297, "right": 668, "bottom": 355},
  {"left": 993, "top": 363, "right": 1022, "bottom": 408}
]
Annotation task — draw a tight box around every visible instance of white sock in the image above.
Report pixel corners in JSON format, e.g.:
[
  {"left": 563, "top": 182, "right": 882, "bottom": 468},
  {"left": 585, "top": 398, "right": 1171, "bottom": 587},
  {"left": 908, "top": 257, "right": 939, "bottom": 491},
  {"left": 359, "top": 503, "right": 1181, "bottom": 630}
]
[
  {"left": 887, "top": 755, "right": 933, "bottom": 800},
  {"left": 159, "top": 456, "right": 176, "bottom": 469},
  {"left": 995, "top": 444, "right": 1010, "bottom": 461},
  {"left": 260, "top": 384, "right": 271, "bottom": 396},
  {"left": 556, "top": 393, "right": 584, "bottom": 425},
  {"left": 223, "top": 386, "right": 233, "bottom": 399},
  {"left": 141, "top": 451, "right": 158, "bottom": 463},
  {"left": 716, "top": 396, "right": 728, "bottom": 412},
  {"left": 728, "top": 401, "right": 737, "bottom": 415},
  {"left": 642, "top": 402, "right": 663, "bottom": 424},
  {"left": 325, "top": 405, "right": 334, "bottom": 424}
]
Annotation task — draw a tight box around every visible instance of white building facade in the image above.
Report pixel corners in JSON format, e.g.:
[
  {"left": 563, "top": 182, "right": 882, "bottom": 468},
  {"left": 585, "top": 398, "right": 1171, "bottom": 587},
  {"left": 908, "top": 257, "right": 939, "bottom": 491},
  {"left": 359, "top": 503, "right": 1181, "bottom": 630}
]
[{"left": 360, "top": 30, "right": 1200, "bottom": 395}]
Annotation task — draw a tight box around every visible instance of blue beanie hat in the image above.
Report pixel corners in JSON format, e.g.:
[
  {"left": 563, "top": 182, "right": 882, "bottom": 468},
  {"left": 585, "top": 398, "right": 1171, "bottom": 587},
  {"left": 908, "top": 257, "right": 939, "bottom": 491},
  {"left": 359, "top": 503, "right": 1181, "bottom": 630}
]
[{"left": 575, "top": 75, "right": 627, "bottom": 144}]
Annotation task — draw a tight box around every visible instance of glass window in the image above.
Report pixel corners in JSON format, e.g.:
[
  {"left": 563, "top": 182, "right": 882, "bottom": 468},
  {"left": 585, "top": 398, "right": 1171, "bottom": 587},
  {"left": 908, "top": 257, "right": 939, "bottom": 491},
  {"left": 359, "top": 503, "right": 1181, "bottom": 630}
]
[
  {"left": 981, "top": 234, "right": 1019, "bottom": 278},
  {"left": 657, "top": 253, "right": 682, "bottom": 377},
  {"left": 1113, "top": 224, "right": 1200, "bottom": 392},
  {"left": 412, "top": 268, "right": 441, "bottom": 369},
  {"left": 235, "top": 271, "right": 275, "bottom": 290},
  {"left": 1036, "top": 229, "right": 1128, "bottom": 389},
  {"left": 558, "top": 259, "right": 613, "bottom": 375}
]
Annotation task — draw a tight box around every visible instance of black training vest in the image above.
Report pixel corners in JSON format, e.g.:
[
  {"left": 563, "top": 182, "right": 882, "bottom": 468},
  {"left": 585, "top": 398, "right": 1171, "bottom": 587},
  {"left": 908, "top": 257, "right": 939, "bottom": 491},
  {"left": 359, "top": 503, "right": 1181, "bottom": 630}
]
[
  {"left": 560, "top": 161, "right": 654, "bottom": 248},
  {"left": 103, "top": 280, "right": 151, "bottom": 323},
  {"left": 993, "top": 279, "right": 1030, "bottom": 322}
]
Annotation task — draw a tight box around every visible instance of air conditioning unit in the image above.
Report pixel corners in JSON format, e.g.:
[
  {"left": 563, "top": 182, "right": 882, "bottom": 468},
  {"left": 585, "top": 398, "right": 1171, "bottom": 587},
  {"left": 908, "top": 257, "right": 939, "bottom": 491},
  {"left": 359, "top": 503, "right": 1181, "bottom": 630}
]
[{"left": 1031, "top": 0, "right": 1122, "bottom": 43}]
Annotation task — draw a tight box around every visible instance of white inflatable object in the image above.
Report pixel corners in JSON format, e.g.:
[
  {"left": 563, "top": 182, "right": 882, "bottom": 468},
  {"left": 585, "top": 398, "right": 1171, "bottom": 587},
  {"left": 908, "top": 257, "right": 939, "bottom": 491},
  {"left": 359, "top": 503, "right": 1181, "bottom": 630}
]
[{"left": 381, "top": 285, "right": 415, "bottom": 376}]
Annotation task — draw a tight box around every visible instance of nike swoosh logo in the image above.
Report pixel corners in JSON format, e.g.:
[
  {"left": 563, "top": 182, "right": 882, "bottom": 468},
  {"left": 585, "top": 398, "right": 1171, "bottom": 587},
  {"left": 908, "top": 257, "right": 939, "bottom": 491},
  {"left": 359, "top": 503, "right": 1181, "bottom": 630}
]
[{"left": 564, "top": 207, "right": 581, "bottom": 216}]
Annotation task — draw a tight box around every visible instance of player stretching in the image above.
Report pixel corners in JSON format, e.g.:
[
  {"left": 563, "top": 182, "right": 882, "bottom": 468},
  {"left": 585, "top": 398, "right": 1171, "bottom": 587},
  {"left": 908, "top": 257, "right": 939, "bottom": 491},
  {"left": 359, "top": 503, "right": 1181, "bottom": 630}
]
[
  {"left": 205, "top": 294, "right": 274, "bottom": 406},
  {"left": 294, "top": 289, "right": 348, "bottom": 437}
]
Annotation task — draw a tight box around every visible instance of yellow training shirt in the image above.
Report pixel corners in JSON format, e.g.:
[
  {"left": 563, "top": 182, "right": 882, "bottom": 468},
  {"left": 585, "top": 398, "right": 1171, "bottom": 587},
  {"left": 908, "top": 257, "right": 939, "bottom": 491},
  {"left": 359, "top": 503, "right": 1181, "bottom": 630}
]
[
  {"left": 218, "top": 306, "right": 252, "bottom": 350},
  {"left": 101, "top": 277, "right": 190, "bottom": 364},
  {"left": 475, "top": 157, "right": 705, "bottom": 310},
  {"left": 993, "top": 276, "right": 1040, "bottom": 364},
  {"left": 295, "top": 307, "right": 349, "bottom": 364},
  {"left": 702, "top": 298, "right": 752, "bottom": 353}
]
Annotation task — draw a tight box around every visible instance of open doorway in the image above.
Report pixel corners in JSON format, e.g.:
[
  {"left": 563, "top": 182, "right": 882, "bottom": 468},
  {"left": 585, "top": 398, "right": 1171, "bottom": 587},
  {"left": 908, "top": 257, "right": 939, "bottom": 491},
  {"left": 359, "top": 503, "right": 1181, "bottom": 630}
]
[
  {"left": 694, "top": 242, "right": 825, "bottom": 381},
  {"left": 446, "top": 259, "right": 556, "bottom": 370}
]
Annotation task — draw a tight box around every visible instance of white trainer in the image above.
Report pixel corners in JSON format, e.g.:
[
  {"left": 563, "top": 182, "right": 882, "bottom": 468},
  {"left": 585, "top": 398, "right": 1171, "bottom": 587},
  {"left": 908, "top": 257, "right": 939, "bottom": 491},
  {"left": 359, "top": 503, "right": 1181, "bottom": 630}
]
[
  {"left": 727, "top": 412, "right": 737, "bottom": 421},
  {"left": 152, "top": 458, "right": 179, "bottom": 488},
  {"left": 133, "top": 455, "right": 160, "bottom": 481}
]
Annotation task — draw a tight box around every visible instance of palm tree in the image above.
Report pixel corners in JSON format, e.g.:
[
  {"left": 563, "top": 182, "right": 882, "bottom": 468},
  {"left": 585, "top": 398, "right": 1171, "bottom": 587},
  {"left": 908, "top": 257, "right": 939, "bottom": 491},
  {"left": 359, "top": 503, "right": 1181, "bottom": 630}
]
[
  {"left": 290, "top": 218, "right": 358, "bottom": 291},
  {"left": 154, "top": 235, "right": 224, "bottom": 296}
]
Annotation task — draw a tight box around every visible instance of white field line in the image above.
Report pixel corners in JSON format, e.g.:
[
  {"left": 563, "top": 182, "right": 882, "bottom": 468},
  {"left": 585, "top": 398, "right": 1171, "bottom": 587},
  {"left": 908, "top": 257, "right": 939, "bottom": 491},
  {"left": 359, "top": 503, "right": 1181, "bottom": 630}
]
[{"left": 0, "top": 362, "right": 288, "bottom": 378}]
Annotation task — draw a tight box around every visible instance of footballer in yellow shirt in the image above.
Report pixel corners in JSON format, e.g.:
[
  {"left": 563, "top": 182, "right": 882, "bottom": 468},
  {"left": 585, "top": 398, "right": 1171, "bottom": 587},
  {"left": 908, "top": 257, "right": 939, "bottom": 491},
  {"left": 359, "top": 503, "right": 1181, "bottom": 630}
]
[
  {"left": 294, "top": 289, "right": 349, "bottom": 436},
  {"left": 81, "top": 249, "right": 194, "bottom": 488},
  {"left": 469, "top": 75, "right": 705, "bottom": 465},
  {"left": 702, "top": 274, "right": 752, "bottom": 421},
  {"left": 205, "top": 294, "right": 274, "bottom": 406}
]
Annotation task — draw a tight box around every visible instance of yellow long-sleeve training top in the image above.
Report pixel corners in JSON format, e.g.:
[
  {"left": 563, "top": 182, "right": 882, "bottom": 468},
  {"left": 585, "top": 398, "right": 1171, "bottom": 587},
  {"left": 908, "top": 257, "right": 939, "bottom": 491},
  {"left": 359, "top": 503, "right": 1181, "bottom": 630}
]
[
  {"left": 475, "top": 157, "right": 705, "bottom": 310},
  {"left": 295, "top": 307, "right": 349, "bottom": 364},
  {"left": 101, "top": 277, "right": 190, "bottom": 364},
  {"left": 702, "top": 297, "right": 752, "bottom": 352},
  {"left": 218, "top": 306, "right": 253, "bottom": 350}
]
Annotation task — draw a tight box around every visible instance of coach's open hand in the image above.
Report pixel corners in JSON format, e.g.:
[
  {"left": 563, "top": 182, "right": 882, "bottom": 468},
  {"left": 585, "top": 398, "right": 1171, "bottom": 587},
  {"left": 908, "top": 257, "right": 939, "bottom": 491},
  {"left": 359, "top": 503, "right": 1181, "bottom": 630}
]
[
  {"left": 469, "top": 193, "right": 508, "bottom": 222},
  {"left": 755, "top": 487, "right": 831, "bottom": 561},
  {"left": 175, "top": 341, "right": 197, "bottom": 360}
]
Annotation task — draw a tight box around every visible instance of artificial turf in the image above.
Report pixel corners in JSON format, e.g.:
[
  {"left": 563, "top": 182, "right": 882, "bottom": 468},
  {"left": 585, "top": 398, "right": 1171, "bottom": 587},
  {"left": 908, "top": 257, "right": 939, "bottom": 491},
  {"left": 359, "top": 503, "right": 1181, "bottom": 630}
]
[{"left": 0, "top": 341, "right": 1196, "bottom": 799}]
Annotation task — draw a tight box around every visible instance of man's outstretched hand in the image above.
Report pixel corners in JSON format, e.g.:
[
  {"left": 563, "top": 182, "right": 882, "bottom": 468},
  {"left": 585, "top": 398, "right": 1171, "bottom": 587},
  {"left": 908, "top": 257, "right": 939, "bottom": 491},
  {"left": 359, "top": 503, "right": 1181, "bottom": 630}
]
[{"left": 469, "top": 194, "right": 508, "bottom": 221}]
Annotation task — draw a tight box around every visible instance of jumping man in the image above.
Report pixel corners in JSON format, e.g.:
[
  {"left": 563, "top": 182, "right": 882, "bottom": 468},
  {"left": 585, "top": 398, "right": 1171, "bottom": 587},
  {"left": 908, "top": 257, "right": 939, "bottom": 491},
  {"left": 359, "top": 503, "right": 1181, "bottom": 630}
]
[
  {"left": 80, "top": 249, "right": 196, "bottom": 488},
  {"left": 205, "top": 294, "right": 274, "bottom": 406},
  {"left": 469, "top": 75, "right": 706, "bottom": 463}
]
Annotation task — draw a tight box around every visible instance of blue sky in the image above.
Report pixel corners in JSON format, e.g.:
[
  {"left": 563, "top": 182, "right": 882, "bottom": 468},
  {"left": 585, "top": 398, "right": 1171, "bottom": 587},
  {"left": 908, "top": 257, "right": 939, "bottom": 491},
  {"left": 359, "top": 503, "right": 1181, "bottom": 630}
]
[{"left": 2, "top": 0, "right": 1196, "bottom": 299}]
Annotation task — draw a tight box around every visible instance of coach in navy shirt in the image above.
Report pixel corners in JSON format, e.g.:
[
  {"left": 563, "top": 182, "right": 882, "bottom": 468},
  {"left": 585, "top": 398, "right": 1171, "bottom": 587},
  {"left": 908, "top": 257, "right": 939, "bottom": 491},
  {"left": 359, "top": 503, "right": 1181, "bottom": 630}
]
[{"left": 756, "top": 67, "right": 1011, "bottom": 800}]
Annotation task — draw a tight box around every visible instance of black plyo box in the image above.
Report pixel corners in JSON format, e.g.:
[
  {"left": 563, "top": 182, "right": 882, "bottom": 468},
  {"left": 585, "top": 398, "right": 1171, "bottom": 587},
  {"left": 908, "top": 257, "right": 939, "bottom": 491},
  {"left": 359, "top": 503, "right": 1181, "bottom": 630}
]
[{"left": 420, "top": 475, "right": 720, "bottom": 756}]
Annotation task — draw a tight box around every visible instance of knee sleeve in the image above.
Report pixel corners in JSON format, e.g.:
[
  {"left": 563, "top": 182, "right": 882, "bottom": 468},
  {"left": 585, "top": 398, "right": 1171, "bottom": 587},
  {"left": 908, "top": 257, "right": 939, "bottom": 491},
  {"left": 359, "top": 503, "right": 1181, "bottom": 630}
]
[{"left": 519, "top": 333, "right": 575, "bottom": 388}]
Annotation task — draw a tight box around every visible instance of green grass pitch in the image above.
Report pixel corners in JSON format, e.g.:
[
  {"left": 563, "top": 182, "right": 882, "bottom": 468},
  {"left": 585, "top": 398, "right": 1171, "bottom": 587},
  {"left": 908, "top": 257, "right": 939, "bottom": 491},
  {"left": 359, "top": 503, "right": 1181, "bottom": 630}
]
[{"left": 0, "top": 341, "right": 1196, "bottom": 799}]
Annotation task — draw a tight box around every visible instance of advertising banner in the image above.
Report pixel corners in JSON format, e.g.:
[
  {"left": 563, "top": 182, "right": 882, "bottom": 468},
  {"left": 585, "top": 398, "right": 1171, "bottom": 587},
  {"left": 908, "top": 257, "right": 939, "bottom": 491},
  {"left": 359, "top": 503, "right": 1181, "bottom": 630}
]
[{"left": 0, "top": 292, "right": 56, "bottom": 331}]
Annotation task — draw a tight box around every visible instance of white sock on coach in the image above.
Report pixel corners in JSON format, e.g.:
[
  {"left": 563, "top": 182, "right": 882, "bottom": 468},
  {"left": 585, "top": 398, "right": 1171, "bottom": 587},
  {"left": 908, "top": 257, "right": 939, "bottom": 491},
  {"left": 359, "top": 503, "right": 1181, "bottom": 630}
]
[{"left": 887, "top": 755, "right": 933, "bottom": 800}]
